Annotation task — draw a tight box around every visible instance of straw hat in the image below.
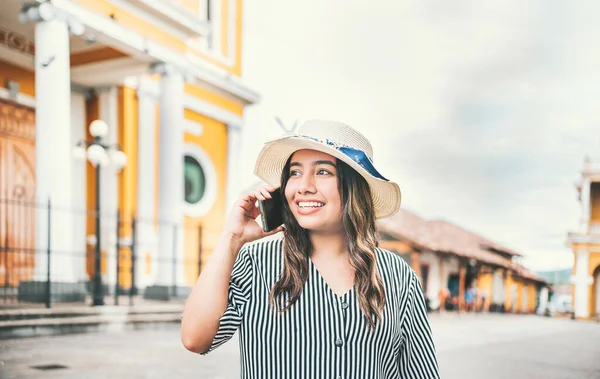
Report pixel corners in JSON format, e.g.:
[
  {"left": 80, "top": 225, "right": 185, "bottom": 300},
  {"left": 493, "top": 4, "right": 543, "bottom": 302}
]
[{"left": 254, "top": 119, "right": 401, "bottom": 219}]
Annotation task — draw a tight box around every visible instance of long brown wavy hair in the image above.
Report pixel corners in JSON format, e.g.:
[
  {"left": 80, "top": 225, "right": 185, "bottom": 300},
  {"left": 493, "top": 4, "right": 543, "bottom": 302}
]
[{"left": 269, "top": 155, "right": 386, "bottom": 329}]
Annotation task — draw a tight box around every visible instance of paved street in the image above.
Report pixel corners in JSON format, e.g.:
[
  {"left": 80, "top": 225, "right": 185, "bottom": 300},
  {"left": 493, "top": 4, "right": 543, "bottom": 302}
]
[{"left": 1, "top": 313, "right": 599, "bottom": 379}]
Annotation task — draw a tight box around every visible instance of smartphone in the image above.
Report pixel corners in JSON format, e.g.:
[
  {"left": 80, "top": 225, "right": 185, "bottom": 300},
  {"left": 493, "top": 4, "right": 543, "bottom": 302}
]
[{"left": 258, "top": 189, "right": 284, "bottom": 233}]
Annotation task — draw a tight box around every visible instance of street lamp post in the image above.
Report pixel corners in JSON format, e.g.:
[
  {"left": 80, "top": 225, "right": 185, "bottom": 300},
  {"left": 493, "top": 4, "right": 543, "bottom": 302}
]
[{"left": 74, "top": 119, "right": 127, "bottom": 306}]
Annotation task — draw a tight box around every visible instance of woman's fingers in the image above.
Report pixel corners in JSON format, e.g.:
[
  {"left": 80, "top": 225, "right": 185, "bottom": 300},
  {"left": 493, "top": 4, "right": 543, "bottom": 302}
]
[
  {"left": 263, "top": 225, "right": 285, "bottom": 237},
  {"left": 249, "top": 203, "right": 261, "bottom": 219},
  {"left": 250, "top": 186, "right": 276, "bottom": 202},
  {"left": 259, "top": 187, "right": 275, "bottom": 199},
  {"left": 238, "top": 196, "right": 255, "bottom": 212},
  {"left": 236, "top": 186, "right": 278, "bottom": 217}
]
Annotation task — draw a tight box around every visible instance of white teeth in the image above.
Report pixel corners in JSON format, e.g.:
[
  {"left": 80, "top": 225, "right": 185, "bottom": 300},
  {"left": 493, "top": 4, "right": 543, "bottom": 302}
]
[{"left": 298, "top": 201, "right": 325, "bottom": 208}]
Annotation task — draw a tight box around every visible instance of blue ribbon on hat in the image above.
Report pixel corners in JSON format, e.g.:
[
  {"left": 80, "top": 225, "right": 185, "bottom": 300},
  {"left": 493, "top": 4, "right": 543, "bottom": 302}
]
[{"left": 300, "top": 135, "right": 390, "bottom": 181}]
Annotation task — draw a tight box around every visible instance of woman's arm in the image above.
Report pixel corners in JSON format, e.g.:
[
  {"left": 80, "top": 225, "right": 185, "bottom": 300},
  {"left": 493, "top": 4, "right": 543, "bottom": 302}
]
[
  {"left": 180, "top": 232, "right": 243, "bottom": 353},
  {"left": 180, "top": 186, "right": 283, "bottom": 354},
  {"left": 398, "top": 271, "right": 440, "bottom": 378}
]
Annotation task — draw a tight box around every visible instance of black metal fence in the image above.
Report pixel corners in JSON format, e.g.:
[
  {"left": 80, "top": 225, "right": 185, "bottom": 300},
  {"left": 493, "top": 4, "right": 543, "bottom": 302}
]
[{"left": 0, "top": 197, "right": 208, "bottom": 309}]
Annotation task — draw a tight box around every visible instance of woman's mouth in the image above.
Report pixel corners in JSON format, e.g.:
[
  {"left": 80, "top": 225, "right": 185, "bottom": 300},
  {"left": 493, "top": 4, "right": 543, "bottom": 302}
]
[
  {"left": 296, "top": 201, "right": 325, "bottom": 215},
  {"left": 297, "top": 201, "right": 325, "bottom": 208}
]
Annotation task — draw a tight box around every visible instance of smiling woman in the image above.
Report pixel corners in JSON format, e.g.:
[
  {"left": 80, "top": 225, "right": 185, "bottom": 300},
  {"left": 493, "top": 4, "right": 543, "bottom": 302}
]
[{"left": 181, "top": 120, "right": 440, "bottom": 379}]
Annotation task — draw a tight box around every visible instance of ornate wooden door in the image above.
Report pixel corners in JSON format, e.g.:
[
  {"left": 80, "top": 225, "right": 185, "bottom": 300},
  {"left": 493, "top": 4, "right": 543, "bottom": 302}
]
[{"left": 0, "top": 99, "right": 36, "bottom": 287}]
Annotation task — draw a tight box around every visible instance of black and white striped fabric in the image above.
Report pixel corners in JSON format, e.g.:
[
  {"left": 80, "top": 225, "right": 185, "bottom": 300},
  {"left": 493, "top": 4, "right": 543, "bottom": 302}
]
[{"left": 200, "top": 238, "right": 440, "bottom": 379}]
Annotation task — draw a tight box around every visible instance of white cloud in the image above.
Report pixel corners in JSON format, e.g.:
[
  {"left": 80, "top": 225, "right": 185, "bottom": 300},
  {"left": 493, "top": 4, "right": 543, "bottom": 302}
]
[{"left": 240, "top": 0, "right": 600, "bottom": 271}]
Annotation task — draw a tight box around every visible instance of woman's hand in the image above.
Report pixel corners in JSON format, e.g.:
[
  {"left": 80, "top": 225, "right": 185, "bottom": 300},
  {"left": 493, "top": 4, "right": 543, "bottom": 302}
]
[{"left": 222, "top": 186, "right": 284, "bottom": 247}]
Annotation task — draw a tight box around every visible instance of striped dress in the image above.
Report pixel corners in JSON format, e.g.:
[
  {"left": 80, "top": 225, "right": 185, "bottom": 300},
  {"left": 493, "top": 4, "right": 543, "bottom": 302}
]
[{"left": 200, "top": 238, "right": 440, "bottom": 379}]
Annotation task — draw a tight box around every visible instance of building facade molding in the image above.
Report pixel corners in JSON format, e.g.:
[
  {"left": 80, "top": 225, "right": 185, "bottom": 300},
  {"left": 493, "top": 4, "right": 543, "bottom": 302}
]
[
  {"left": 18, "top": 2, "right": 85, "bottom": 36},
  {"left": 107, "top": 0, "right": 210, "bottom": 40},
  {"left": 125, "top": 76, "right": 244, "bottom": 126},
  {"left": 45, "top": 0, "right": 260, "bottom": 104},
  {"left": 0, "top": 87, "right": 36, "bottom": 108}
]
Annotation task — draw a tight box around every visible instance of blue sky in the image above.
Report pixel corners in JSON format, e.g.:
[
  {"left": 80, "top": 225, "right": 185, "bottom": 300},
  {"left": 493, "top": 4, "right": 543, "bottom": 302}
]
[{"left": 238, "top": 0, "right": 600, "bottom": 271}]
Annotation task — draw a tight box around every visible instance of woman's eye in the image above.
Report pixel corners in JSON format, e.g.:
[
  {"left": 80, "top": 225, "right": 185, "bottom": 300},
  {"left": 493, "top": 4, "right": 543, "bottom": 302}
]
[
  {"left": 290, "top": 170, "right": 301, "bottom": 176},
  {"left": 317, "top": 169, "right": 332, "bottom": 175}
]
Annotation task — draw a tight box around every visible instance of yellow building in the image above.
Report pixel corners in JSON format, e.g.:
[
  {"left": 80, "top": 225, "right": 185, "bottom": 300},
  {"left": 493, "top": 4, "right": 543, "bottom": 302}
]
[
  {"left": 0, "top": 0, "right": 258, "bottom": 304},
  {"left": 378, "top": 209, "right": 547, "bottom": 313},
  {"left": 567, "top": 157, "right": 600, "bottom": 319}
]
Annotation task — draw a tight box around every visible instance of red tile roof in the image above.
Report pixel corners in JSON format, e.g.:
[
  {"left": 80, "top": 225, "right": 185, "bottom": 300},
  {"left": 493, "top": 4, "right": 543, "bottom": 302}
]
[{"left": 377, "top": 209, "right": 545, "bottom": 283}]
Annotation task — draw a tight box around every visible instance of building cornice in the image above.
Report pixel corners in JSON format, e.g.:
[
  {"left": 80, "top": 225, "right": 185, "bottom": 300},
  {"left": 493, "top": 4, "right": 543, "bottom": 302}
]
[{"left": 44, "top": 0, "right": 261, "bottom": 105}]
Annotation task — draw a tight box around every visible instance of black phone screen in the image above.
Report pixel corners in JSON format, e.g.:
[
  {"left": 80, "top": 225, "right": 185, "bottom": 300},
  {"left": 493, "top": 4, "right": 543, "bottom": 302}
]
[{"left": 258, "top": 189, "right": 284, "bottom": 232}]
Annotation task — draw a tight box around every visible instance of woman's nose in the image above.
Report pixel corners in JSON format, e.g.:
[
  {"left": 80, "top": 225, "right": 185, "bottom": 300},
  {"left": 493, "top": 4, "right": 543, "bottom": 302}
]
[{"left": 297, "top": 173, "right": 316, "bottom": 194}]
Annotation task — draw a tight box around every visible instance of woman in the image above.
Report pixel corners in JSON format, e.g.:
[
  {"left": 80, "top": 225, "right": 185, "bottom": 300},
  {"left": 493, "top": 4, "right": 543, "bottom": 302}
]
[{"left": 181, "top": 120, "right": 440, "bottom": 378}]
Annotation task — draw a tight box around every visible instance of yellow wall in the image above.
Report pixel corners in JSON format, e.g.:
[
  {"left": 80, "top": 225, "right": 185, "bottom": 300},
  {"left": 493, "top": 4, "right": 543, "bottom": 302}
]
[
  {"left": 571, "top": 248, "right": 600, "bottom": 317},
  {"left": 84, "top": 95, "right": 114, "bottom": 278},
  {"left": 183, "top": 110, "right": 228, "bottom": 286},
  {"left": 185, "top": 83, "right": 244, "bottom": 115},
  {"left": 588, "top": 251, "right": 600, "bottom": 277},
  {"left": 116, "top": 86, "right": 139, "bottom": 288},
  {"left": 234, "top": 0, "right": 244, "bottom": 76},
  {"left": 477, "top": 272, "right": 493, "bottom": 310},
  {"left": 73, "top": 0, "right": 187, "bottom": 53},
  {"left": 378, "top": 240, "right": 413, "bottom": 254},
  {"left": 85, "top": 96, "right": 98, "bottom": 278},
  {"left": 527, "top": 283, "right": 537, "bottom": 313},
  {"left": 505, "top": 272, "right": 513, "bottom": 312},
  {"left": 515, "top": 280, "right": 524, "bottom": 313},
  {"left": 84, "top": 88, "right": 138, "bottom": 285},
  {"left": 0, "top": 60, "right": 35, "bottom": 96},
  {"left": 73, "top": 0, "right": 244, "bottom": 75}
]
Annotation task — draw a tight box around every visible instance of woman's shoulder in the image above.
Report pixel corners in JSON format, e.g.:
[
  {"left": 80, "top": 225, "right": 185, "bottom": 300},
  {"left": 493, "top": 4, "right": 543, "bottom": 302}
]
[
  {"left": 375, "top": 247, "right": 413, "bottom": 270},
  {"left": 374, "top": 247, "right": 417, "bottom": 284},
  {"left": 244, "top": 235, "right": 283, "bottom": 253},
  {"left": 240, "top": 236, "right": 284, "bottom": 265}
]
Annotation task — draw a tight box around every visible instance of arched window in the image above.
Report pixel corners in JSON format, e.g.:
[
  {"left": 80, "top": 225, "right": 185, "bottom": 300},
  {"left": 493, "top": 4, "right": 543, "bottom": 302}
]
[
  {"left": 184, "top": 155, "right": 206, "bottom": 204},
  {"left": 182, "top": 143, "right": 217, "bottom": 217}
]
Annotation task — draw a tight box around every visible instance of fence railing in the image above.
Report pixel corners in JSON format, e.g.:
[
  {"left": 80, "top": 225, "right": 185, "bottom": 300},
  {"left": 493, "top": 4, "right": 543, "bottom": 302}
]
[{"left": 0, "top": 197, "right": 212, "bottom": 309}]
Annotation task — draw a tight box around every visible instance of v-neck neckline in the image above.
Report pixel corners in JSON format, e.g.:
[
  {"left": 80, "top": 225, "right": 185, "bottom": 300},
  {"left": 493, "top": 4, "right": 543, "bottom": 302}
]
[{"left": 308, "top": 257, "right": 355, "bottom": 299}]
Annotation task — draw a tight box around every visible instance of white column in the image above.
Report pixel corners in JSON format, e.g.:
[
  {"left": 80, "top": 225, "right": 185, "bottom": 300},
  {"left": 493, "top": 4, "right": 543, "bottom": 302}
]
[
  {"left": 539, "top": 287, "right": 549, "bottom": 311},
  {"left": 226, "top": 123, "right": 243, "bottom": 213},
  {"left": 97, "top": 87, "right": 119, "bottom": 290},
  {"left": 573, "top": 250, "right": 591, "bottom": 318},
  {"left": 421, "top": 252, "right": 440, "bottom": 310},
  {"left": 492, "top": 270, "right": 505, "bottom": 305},
  {"left": 34, "top": 17, "right": 76, "bottom": 282},
  {"left": 136, "top": 78, "right": 159, "bottom": 288},
  {"left": 156, "top": 65, "right": 185, "bottom": 286},
  {"left": 581, "top": 178, "right": 591, "bottom": 233},
  {"left": 71, "top": 92, "right": 88, "bottom": 281}
]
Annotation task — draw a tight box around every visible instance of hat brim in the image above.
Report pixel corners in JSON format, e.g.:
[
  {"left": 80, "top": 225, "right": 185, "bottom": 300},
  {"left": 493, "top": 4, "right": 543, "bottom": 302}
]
[{"left": 253, "top": 136, "right": 401, "bottom": 219}]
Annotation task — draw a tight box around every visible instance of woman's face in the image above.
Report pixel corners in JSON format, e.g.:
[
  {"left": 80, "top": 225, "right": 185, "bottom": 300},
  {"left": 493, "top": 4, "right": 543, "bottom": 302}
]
[{"left": 284, "top": 149, "right": 344, "bottom": 233}]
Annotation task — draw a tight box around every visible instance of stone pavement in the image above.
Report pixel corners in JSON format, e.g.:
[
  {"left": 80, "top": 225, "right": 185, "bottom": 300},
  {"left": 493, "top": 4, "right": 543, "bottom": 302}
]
[{"left": 0, "top": 313, "right": 599, "bottom": 378}]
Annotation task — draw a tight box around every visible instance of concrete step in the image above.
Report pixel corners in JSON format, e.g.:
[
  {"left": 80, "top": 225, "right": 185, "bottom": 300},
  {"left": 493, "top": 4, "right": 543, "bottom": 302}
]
[
  {"left": 0, "top": 304, "right": 184, "bottom": 321},
  {"left": 0, "top": 304, "right": 184, "bottom": 339}
]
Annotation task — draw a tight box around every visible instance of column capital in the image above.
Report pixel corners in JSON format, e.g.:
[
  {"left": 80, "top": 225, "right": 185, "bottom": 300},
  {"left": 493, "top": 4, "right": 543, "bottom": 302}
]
[
  {"left": 570, "top": 275, "right": 594, "bottom": 286},
  {"left": 137, "top": 77, "right": 160, "bottom": 99},
  {"left": 19, "top": 3, "right": 85, "bottom": 36},
  {"left": 149, "top": 62, "right": 194, "bottom": 82},
  {"left": 18, "top": 3, "right": 56, "bottom": 23},
  {"left": 93, "top": 86, "right": 118, "bottom": 95},
  {"left": 227, "top": 122, "right": 243, "bottom": 132}
]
